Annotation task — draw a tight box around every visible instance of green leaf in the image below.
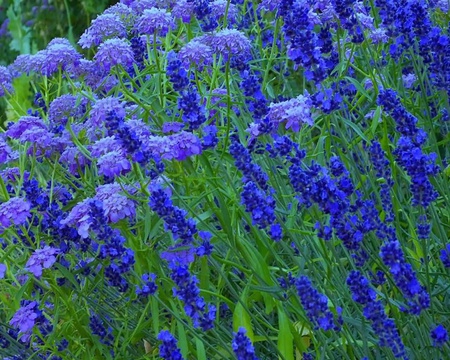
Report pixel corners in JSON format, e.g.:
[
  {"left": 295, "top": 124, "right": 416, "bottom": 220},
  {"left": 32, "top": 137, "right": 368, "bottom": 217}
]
[{"left": 277, "top": 305, "right": 294, "bottom": 360}]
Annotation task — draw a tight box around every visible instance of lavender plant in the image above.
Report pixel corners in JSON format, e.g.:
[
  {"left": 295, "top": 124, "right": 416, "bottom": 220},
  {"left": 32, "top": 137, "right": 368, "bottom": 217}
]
[{"left": 0, "top": 0, "right": 449, "bottom": 359}]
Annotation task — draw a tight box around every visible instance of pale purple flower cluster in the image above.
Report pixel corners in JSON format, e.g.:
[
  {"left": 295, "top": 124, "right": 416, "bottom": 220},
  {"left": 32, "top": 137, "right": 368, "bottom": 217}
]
[
  {"left": 94, "top": 183, "right": 136, "bottom": 222},
  {"left": 0, "top": 197, "right": 31, "bottom": 227},
  {"left": 203, "top": 29, "right": 252, "bottom": 62},
  {"left": 60, "top": 198, "right": 94, "bottom": 238},
  {"left": 41, "top": 38, "right": 81, "bottom": 76},
  {"left": 0, "top": 65, "right": 13, "bottom": 96},
  {"left": 87, "top": 96, "right": 126, "bottom": 134},
  {"left": 6, "top": 115, "right": 53, "bottom": 148},
  {"left": 9, "top": 301, "right": 41, "bottom": 342},
  {"left": 135, "top": 8, "right": 174, "bottom": 36},
  {"left": 25, "top": 246, "right": 59, "bottom": 277},
  {"left": 268, "top": 94, "right": 315, "bottom": 132},
  {"left": 145, "top": 131, "right": 202, "bottom": 161},
  {"left": 94, "top": 38, "right": 135, "bottom": 72},
  {"left": 210, "top": 0, "right": 239, "bottom": 23},
  {"left": 0, "top": 263, "right": 6, "bottom": 278},
  {"left": 91, "top": 136, "right": 125, "bottom": 156},
  {"left": 0, "top": 137, "right": 13, "bottom": 163},
  {"left": 97, "top": 151, "right": 131, "bottom": 178},
  {"left": 78, "top": 14, "right": 127, "bottom": 48},
  {"left": 172, "top": 0, "right": 195, "bottom": 23},
  {"left": 60, "top": 146, "right": 90, "bottom": 175},
  {"left": 179, "top": 40, "right": 213, "bottom": 69}
]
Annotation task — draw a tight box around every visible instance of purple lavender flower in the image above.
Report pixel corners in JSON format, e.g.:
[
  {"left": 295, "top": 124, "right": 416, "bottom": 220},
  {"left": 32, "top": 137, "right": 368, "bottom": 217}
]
[
  {"left": 179, "top": 40, "right": 213, "bottom": 70},
  {"left": 103, "top": 3, "right": 135, "bottom": 27},
  {"left": 97, "top": 151, "right": 131, "bottom": 178},
  {"left": 0, "top": 197, "right": 31, "bottom": 227},
  {"left": 370, "top": 28, "right": 389, "bottom": 44},
  {"left": 136, "top": 273, "right": 158, "bottom": 297},
  {"left": 0, "top": 263, "right": 6, "bottom": 278},
  {"left": 25, "top": 246, "right": 59, "bottom": 277},
  {"left": 440, "top": 244, "right": 450, "bottom": 267},
  {"left": 268, "top": 94, "right": 315, "bottom": 131},
  {"left": 78, "top": 14, "right": 127, "bottom": 48},
  {"left": 94, "top": 38, "right": 134, "bottom": 72},
  {"left": 135, "top": 8, "right": 174, "bottom": 36},
  {"left": 48, "top": 94, "right": 86, "bottom": 126},
  {"left": 0, "top": 66, "right": 13, "bottom": 96},
  {"left": 9, "top": 301, "right": 40, "bottom": 342},
  {"left": 260, "top": 0, "right": 282, "bottom": 11},
  {"left": 347, "top": 271, "right": 407, "bottom": 358},
  {"left": 60, "top": 198, "right": 94, "bottom": 238},
  {"left": 402, "top": 73, "right": 417, "bottom": 89},
  {"left": 431, "top": 324, "right": 448, "bottom": 347},
  {"left": 6, "top": 116, "right": 46, "bottom": 139},
  {"left": 41, "top": 38, "right": 81, "bottom": 76},
  {"left": 172, "top": 0, "right": 195, "bottom": 23},
  {"left": 129, "top": 0, "right": 159, "bottom": 15},
  {"left": 158, "top": 330, "right": 185, "bottom": 360},
  {"left": 232, "top": 327, "right": 259, "bottom": 360}
]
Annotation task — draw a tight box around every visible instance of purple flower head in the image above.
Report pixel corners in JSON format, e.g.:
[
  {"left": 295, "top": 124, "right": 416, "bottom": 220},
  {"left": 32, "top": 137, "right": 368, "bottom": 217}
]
[
  {"left": 260, "top": 0, "right": 282, "bottom": 11},
  {"left": 179, "top": 40, "right": 213, "bottom": 70},
  {"left": 48, "top": 94, "right": 86, "bottom": 126},
  {"left": 25, "top": 246, "right": 59, "bottom": 277},
  {"left": 0, "top": 197, "right": 31, "bottom": 227},
  {"left": 204, "top": 29, "right": 252, "bottom": 62},
  {"left": 6, "top": 116, "right": 46, "bottom": 139},
  {"left": 162, "top": 122, "right": 184, "bottom": 134},
  {"left": 431, "top": 324, "right": 448, "bottom": 347},
  {"left": 97, "top": 151, "right": 131, "bottom": 178},
  {"left": 161, "top": 246, "right": 196, "bottom": 265},
  {"left": 103, "top": 3, "right": 135, "bottom": 27},
  {"left": 91, "top": 136, "right": 125, "bottom": 157},
  {"left": 60, "top": 198, "right": 94, "bottom": 238},
  {"left": 402, "top": 73, "right": 417, "bottom": 89},
  {"left": 370, "top": 28, "right": 389, "bottom": 44},
  {"left": 95, "top": 183, "right": 136, "bottom": 222},
  {"left": 268, "top": 94, "right": 315, "bottom": 132},
  {"left": 60, "top": 146, "right": 90, "bottom": 175},
  {"left": 9, "top": 301, "right": 41, "bottom": 343},
  {"left": 130, "top": 0, "right": 159, "bottom": 15},
  {"left": 210, "top": 0, "right": 239, "bottom": 22},
  {"left": 157, "top": 330, "right": 185, "bottom": 360},
  {"left": 41, "top": 38, "right": 81, "bottom": 76},
  {"left": 232, "top": 327, "right": 259, "bottom": 360},
  {"left": 88, "top": 96, "right": 126, "bottom": 130},
  {"left": 167, "top": 131, "right": 202, "bottom": 161},
  {"left": 0, "top": 66, "right": 13, "bottom": 96},
  {"left": 94, "top": 38, "right": 134, "bottom": 72},
  {"left": 0, "top": 263, "right": 6, "bottom": 278},
  {"left": 172, "top": 0, "right": 195, "bottom": 23},
  {"left": 0, "top": 137, "right": 13, "bottom": 164},
  {"left": 136, "top": 273, "right": 158, "bottom": 297},
  {"left": 440, "top": 244, "right": 450, "bottom": 267},
  {"left": 135, "top": 8, "right": 174, "bottom": 36},
  {"left": 78, "top": 14, "right": 127, "bottom": 48}
]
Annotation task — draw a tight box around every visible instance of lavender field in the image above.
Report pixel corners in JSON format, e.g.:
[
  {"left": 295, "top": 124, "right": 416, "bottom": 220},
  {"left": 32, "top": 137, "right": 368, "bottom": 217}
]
[{"left": 0, "top": 0, "right": 449, "bottom": 359}]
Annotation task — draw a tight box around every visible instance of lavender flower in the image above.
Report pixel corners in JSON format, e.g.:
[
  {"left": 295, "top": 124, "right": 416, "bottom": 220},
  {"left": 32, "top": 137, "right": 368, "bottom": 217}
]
[
  {"left": 268, "top": 94, "right": 315, "bottom": 131},
  {"left": 402, "top": 73, "right": 417, "bottom": 89},
  {"left": 440, "top": 244, "right": 450, "bottom": 267},
  {"left": 94, "top": 38, "right": 134, "bottom": 72},
  {"left": 158, "top": 330, "right": 185, "bottom": 360},
  {"left": 25, "top": 246, "right": 59, "bottom": 277},
  {"left": 232, "top": 327, "right": 259, "bottom": 360},
  {"left": 210, "top": 0, "right": 239, "bottom": 23},
  {"left": 431, "top": 324, "right": 448, "bottom": 347},
  {"left": 0, "top": 197, "right": 31, "bottom": 227},
  {"left": 78, "top": 14, "right": 127, "bottom": 48},
  {"left": 135, "top": 8, "right": 174, "bottom": 36},
  {"left": 60, "top": 146, "right": 90, "bottom": 175},
  {"left": 0, "top": 66, "right": 13, "bottom": 96},
  {"left": 136, "top": 273, "right": 158, "bottom": 297},
  {"left": 89, "top": 97, "right": 126, "bottom": 130},
  {"left": 103, "top": 3, "right": 135, "bottom": 27},
  {"left": 347, "top": 271, "right": 407, "bottom": 358},
  {"left": 0, "top": 137, "right": 13, "bottom": 164},
  {"left": 295, "top": 275, "right": 340, "bottom": 331}
]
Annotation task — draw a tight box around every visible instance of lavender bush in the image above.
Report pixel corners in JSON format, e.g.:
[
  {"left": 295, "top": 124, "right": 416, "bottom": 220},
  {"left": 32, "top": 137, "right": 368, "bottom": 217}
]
[{"left": 0, "top": 0, "right": 449, "bottom": 359}]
